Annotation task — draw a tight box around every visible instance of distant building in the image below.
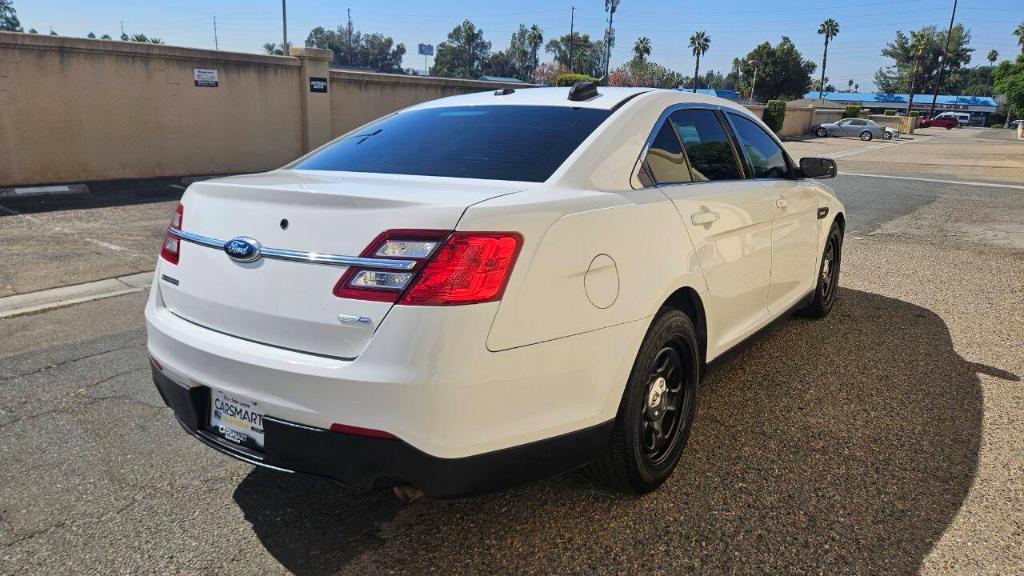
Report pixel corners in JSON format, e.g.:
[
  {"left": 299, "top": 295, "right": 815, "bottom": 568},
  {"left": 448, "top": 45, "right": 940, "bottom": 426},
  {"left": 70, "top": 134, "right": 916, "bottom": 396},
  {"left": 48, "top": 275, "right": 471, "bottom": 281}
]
[
  {"left": 691, "top": 88, "right": 742, "bottom": 101},
  {"left": 478, "top": 76, "right": 530, "bottom": 84},
  {"left": 805, "top": 92, "right": 999, "bottom": 125}
]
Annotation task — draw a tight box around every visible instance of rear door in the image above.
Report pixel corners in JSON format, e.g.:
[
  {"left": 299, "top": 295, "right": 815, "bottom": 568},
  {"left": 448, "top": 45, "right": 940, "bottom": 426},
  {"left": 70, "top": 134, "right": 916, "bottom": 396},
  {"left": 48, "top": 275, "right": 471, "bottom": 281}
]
[
  {"left": 726, "top": 112, "right": 819, "bottom": 312},
  {"left": 642, "top": 107, "right": 774, "bottom": 353}
]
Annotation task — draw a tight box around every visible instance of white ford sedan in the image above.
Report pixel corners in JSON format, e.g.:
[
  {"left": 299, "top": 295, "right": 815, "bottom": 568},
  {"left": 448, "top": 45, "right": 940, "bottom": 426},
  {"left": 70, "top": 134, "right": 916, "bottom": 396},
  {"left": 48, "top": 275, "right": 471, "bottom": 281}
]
[{"left": 147, "top": 84, "right": 845, "bottom": 497}]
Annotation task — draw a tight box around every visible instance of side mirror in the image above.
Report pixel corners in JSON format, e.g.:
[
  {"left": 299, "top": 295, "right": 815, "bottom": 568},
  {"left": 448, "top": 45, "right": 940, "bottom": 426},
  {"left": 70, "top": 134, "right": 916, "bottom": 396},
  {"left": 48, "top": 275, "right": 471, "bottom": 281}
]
[{"left": 799, "top": 157, "right": 837, "bottom": 179}]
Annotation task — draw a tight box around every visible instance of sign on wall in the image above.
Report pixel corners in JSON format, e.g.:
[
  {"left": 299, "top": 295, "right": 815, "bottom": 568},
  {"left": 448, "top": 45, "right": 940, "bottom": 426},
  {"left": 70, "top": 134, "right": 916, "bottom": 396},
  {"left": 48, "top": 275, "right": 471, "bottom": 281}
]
[
  {"left": 193, "top": 68, "right": 219, "bottom": 88},
  {"left": 309, "top": 77, "right": 328, "bottom": 93}
]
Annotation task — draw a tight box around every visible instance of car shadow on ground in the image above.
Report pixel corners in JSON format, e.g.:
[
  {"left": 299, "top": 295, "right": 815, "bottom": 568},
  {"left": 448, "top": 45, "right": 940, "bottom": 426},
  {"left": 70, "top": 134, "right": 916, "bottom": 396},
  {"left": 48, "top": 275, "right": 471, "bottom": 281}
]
[{"left": 233, "top": 288, "right": 1013, "bottom": 575}]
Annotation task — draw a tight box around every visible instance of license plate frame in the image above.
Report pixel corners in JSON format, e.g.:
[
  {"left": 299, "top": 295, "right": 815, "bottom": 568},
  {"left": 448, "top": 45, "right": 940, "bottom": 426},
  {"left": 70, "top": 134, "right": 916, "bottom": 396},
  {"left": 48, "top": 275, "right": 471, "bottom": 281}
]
[{"left": 208, "top": 389, "right": 265, "bottom": 451}]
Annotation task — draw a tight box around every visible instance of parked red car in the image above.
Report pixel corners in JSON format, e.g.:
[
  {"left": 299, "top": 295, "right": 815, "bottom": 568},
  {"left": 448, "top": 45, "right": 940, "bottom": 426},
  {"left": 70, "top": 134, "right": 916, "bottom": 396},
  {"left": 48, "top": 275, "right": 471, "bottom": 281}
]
[{"left": 919, "top": 116, "right": 959, "bottom": 129}]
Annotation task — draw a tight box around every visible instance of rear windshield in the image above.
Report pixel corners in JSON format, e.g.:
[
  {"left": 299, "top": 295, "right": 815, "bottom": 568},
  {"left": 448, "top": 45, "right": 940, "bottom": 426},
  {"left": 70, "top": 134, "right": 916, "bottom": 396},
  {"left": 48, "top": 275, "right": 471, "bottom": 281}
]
[{"left": 293, "top": 105, "right": 612, "bottom": 182}]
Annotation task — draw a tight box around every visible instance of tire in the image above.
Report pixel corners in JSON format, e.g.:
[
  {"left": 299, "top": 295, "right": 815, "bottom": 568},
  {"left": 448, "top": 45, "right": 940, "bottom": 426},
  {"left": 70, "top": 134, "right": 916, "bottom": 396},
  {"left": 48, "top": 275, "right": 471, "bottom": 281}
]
[
  {"left": 882, "top": 131, "right": 893, "bottom": 140},
  {"left": 589, "top": 309, "right": 699, "bottom": 493},
  {"left": 860, "top": 130, "right": 873, "bottom": 141},
  {"left": 815, "top": 127, "right": 828, "bottom": 137},
  {"left": 945, "top": 126, "right": 953, "bottom": 130},
  {"left": 800, "top": 221, "right": 843, "bottom": 319}
]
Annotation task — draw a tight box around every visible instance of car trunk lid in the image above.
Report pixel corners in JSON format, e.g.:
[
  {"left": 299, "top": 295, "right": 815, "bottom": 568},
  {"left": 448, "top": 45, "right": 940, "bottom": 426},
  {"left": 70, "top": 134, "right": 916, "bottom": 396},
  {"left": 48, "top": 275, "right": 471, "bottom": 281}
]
[{"left": 158, "top": 170, "right": 528, "bottom": 358}]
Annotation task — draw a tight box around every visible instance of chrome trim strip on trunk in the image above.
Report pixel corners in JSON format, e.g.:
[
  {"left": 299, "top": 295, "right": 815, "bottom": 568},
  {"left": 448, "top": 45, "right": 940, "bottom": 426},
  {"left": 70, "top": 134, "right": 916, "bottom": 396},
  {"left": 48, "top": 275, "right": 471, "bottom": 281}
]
[{"left": 168, "top": 228, "right": 418, "bottom": 270}]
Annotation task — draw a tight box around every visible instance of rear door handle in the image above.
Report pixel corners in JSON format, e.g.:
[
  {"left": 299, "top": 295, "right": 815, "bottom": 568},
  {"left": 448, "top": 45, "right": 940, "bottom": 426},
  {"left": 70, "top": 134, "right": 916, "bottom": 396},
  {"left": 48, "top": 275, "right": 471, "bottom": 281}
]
[
  {"left": 776, "top": 198, "right": 789, "bottom": 209},
  {"left": 691, "top": 211, "right": 720, "bottom": 225}
]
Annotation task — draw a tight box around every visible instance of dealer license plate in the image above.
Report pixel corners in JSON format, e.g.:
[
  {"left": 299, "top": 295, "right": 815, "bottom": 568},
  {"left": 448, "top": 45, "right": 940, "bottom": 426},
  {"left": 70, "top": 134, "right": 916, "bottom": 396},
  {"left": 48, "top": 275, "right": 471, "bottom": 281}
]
[{"left": 208, "top": 389, "right": 265, "bottom": 450}]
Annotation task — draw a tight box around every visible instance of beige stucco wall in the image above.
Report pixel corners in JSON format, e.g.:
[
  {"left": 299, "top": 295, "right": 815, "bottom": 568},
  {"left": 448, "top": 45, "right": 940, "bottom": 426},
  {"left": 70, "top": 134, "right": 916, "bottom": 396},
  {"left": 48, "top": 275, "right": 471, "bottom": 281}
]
[
  {"left": 328, "top": 70, "right": 530, "bottom": 137},
  {"left": 0, "top": 32, "right": 308, "bottom": 186}
]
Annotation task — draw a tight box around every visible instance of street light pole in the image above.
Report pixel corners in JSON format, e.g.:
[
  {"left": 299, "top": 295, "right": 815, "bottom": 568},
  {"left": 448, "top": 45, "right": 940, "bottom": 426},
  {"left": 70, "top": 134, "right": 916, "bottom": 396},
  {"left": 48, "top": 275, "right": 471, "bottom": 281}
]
[
  {"left": 929, "top": 0, "right": 958, "bottom": 116},
  {"left": 281, "top": 0, "right": 288, "bottom": 55},
  {"left": 568, "top": 6, "right": 574, "bottom": 73}
]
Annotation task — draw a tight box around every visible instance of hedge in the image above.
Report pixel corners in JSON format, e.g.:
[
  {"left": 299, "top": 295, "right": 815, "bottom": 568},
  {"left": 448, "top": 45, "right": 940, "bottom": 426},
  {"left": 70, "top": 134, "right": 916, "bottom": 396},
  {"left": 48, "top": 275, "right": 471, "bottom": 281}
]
[
  {"left": 763, "top": 100, "right": 786, "bottom": 132},
  {"left": 555, "top": 73, "right": 599, "bottom": 87},
  {"left": 883, "top": 109, "right": 896, "bottom": 116},
  {"left": 842, "top": 105, "right": 861, "bottom": 118},
  {"left": 909, "top": 111, "right": 919, "bottom": 117}
]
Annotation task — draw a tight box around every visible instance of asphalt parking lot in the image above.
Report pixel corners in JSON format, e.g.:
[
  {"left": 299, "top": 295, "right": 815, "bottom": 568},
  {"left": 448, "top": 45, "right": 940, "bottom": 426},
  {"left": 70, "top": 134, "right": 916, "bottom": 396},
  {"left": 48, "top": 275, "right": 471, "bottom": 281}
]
[{"left": 1, "top": 128, "right": 1022, "bottom": 574}]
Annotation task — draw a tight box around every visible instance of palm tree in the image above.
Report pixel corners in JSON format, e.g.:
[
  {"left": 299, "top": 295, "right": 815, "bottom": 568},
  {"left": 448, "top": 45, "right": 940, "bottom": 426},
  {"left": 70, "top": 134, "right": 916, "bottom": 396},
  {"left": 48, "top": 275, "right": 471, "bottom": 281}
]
[
  {"left": 527, "top": 25, "right": 543, "bottom": 72},
  {"left": 817, "top": 18, "right": 840, "bottom": 100},
  {"left": 987, "top": 49, "right": 998, "bottom": 65},
  {"left": 854, "top": 83, "right": 859, "bottom": 91},
  {"left": 633, "top": 36, "right": 651, "bottom": 63},
  {"left": 905, "top": 31, "right": 928, "bottom": 116},
  {"left": 1015, "top": 21, "right": 1024, "bottom": 53},
  {"left": 688, "top": 31, "right": 710, "bottom": 93}
]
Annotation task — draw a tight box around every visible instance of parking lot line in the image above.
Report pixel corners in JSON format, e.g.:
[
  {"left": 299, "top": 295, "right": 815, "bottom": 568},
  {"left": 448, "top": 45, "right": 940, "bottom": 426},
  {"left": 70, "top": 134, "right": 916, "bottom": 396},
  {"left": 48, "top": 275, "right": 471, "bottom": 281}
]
[{"left": 838, "top": 172, "right": 1024, "bottom": 191}]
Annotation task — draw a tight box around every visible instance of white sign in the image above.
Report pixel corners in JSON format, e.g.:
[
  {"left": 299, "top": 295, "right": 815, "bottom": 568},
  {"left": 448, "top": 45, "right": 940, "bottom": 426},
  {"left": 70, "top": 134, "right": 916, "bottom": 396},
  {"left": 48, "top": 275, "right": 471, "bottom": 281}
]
[{"left": 193, "top": 68, "right": 219, "bottom": 88}]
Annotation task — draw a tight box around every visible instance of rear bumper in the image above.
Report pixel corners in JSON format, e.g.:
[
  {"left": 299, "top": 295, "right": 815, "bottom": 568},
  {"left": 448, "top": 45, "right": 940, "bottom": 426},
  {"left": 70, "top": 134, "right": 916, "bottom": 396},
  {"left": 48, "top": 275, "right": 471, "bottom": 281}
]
[{"left": 152, "top": 364, "right": 613, "bottom": 497}]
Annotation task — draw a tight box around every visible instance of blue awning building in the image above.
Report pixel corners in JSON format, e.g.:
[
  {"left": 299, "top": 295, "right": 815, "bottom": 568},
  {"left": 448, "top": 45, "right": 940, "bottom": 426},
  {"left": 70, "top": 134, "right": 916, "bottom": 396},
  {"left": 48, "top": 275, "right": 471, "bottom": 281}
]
[{"left": 804, "top": 92, "right": 999, "bottom": 125}]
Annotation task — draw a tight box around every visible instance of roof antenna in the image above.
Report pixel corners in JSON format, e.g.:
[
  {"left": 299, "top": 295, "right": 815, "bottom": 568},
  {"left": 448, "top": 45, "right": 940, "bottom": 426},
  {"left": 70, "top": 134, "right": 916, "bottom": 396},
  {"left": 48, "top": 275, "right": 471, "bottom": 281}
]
[{"left": 568, "top": 81, "right": 599, "bottom": 102}]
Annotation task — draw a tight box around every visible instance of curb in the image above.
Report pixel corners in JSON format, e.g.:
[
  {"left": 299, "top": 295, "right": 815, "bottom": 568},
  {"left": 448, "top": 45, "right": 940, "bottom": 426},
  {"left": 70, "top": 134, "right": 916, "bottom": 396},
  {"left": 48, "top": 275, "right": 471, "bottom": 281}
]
[
  {"left": 0, "top": 272, "right": 153, "bottom": 319},
  {"left": 0, "top": 184, "right": 89, "bottom": 198}
]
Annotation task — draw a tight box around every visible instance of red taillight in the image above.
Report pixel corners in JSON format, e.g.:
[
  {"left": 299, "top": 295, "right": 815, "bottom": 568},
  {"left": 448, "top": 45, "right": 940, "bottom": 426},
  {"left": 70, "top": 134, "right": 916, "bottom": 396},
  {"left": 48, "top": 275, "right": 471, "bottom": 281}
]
[
  {"left": 160, "top": 203, "right": 184, "bottom": 265},
  {"left": 400, "top": 233, "right": 522, "bottom": 305},
  {"left": 330, "top": 423, "right": 399, "bottom": 440},
  {"left": 334, "top": 230, "right": 523, "bottom": 306},
  {"left": 333, "top": 230, "right": 451, "bottom": 302}
]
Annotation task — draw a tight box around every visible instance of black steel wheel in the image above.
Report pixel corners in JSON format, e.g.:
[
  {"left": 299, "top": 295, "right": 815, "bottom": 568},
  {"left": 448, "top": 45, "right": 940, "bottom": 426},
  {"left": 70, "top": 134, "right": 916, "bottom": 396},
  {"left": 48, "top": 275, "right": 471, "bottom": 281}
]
[
  {"left": 589, "top": 309, "right": 699, "bottom": 493},
  {"left": 800, "top": 221, "right": 843, "bottom": 318}
]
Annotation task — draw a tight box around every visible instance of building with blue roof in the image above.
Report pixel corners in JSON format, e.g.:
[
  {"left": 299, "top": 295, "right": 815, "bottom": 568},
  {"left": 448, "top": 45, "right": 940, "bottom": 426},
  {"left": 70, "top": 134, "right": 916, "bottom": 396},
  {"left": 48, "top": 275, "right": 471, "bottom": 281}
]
[
  {"left": 690, "top": 88, "right": 743, "bottom": 101},
  {"left": 804, "top": 92, "right": 999, "bottom": 125}
]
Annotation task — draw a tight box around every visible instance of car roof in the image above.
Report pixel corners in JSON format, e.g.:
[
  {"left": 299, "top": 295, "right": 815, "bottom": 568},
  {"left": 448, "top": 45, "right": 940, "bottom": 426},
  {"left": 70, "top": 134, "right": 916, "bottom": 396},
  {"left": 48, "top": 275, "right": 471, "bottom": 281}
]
[{"left": 404, "top": 87, "right": 720, "bottom": 112}]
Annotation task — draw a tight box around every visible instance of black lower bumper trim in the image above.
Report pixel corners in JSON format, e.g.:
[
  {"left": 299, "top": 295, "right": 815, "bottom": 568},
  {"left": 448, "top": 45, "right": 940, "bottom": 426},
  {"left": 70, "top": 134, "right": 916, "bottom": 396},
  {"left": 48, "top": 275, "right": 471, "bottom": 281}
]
[{"left": 151, "top": 364, "right": 613, "bottom": 497}]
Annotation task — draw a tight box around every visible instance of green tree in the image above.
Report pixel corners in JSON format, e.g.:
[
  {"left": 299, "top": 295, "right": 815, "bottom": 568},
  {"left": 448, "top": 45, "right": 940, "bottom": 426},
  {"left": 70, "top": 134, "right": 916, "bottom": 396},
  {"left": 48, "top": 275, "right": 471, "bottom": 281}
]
[
  {"left": 608, "top": 60, "right": 685, "bottom": 88},
  {"left": 1015, "top": 22, "right": 1024, "bottom": 53},
  {"left": 633, "top": 36, "right": 651, "bottom": 63},
  {"left": 100, "top": 33, "right": 111, "bottom": 40},
  {"left": 994, "top": 56, "right": 1024, "bottom": 116},
  {"left": 262, "top": 42, "right": 292, "bottom": 55},
  {"left": 305, "top": 25, "right": 405, "bottom": 73},
  {"left": 546, "top": 32, "right": 604, "bottom": 77},
  {"left": 904, "top": 31, "right": 929, "bottom": 114},
  {"left": 987, "top": 49, "right": 998, "bottom": 65},
  {"left": 87, "top": 32, "right": 96, "bottom": 38},
  {"left": 0, "top": 0, "right": 21, "bottom": 32},
  {"left": 129, "top": 33, "right": 164, "bottom": 44},
  {"left": 689, "top": 31, "right": 710, "bottom": 92},
  {"left": 874, "top": 24, "right": 973, "bottom": 94},
  {"left": 737, "top": 37, "right": 816, "bottom": 101},
  {"left": 431, "top": 20, "right": 490, "bottom": 79},
  {"left": 817, "top": 18, "right": 839, "bottom": 99}
]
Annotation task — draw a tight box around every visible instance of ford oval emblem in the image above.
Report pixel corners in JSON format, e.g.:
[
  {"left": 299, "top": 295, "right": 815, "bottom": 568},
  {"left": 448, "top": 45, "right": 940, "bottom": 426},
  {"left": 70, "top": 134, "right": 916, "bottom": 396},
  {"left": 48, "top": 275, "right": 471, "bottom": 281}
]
[{"left": 224, "top": 237, "right": 262, "bottom": 263}]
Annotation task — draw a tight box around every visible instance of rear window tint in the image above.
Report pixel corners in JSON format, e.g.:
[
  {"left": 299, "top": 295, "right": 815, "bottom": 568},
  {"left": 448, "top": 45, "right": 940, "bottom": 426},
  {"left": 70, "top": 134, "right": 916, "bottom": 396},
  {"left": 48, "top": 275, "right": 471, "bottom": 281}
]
[{"left": 293, "top": 105, "right": 612, "bottom": 182}]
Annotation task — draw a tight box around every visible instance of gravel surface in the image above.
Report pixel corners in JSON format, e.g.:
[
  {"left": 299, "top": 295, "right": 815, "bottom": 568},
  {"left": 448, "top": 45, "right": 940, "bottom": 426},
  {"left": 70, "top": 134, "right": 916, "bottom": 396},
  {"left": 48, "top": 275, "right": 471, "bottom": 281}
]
[{"left": 1, "top": 168, "right": 1021, "bottom": 574}]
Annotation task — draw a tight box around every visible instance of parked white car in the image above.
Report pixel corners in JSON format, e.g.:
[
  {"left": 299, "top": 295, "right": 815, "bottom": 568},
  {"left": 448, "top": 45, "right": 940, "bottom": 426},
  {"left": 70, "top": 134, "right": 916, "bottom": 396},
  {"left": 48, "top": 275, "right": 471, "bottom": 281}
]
[{"left": 147, "top": 85, "right": 846, "bottom": 497}]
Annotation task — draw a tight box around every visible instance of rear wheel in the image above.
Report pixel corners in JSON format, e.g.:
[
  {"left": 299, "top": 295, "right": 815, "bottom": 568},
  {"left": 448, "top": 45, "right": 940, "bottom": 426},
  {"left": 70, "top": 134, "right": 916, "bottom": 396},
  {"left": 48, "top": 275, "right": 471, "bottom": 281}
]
[
  {"left": 589, "top": 310, "right": 699, "bottom": 493},
  {"left": 800, "top": 222, "right": 842, "bottom": 318},
  {"left": 882, "top": 131, "right": 893, "bottom": 140},
  {"left": 815, "top": 127, "right": 828, "bottom": 137},
  {"left": 860, "top": 130, "right": 873, "bottom": 141}
]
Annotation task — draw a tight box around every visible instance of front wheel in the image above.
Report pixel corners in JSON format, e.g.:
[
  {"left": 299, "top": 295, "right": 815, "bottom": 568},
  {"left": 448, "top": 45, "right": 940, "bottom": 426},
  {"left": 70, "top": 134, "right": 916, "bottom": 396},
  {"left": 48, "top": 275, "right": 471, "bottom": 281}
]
[
  {"left": 800, "top": 222, "right": 843, "bottom": 318},
  {"left": 589, "top": 309, "right": 699, "bottom": 493},
  {"left": 860, "top": 130, "right": 873, "bottom": 141},
  {"left": 815, "top": 127, "right": 828, "bottom": 137}
]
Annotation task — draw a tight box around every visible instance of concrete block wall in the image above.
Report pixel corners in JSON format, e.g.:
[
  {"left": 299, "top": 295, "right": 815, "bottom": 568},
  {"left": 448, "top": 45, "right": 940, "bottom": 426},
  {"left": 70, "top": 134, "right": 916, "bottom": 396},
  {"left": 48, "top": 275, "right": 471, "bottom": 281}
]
[{"left": 0, "top": 32, "right": 525, "bottom": 186}]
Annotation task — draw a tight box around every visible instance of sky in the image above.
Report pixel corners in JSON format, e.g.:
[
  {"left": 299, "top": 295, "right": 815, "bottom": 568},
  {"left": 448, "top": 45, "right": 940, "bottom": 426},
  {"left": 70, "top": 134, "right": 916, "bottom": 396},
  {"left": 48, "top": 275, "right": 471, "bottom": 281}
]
[{"left": 14, "top": 0, "right": 1024, "bottom": 92}]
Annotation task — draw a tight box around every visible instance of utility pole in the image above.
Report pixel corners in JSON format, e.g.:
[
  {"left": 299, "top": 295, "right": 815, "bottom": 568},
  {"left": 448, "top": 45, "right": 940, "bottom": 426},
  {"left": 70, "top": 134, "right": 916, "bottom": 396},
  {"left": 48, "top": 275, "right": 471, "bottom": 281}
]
[
  {"left": 748, "top": 60, "right": 760, "bottom": 103},
  {"left": 929, "top": 0, "right": 958, "bottom": 116},
  {"left": 120, "top": 20, "right": 125, "bottom": 39},
  {"left": 347, "top": 8, "right": 353, "bottom": 66},
  {"left": 568, "top": 6, "right": 574, "bottom": 73},
  {"left": 604, "top": 0, "right": 619, "bottom": 82},
  {"left": 213, "top": 16, "right": 219, "bottom": 50},
  {"left": 281, "top": 0, "right": 288, "bottom": 56}
]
